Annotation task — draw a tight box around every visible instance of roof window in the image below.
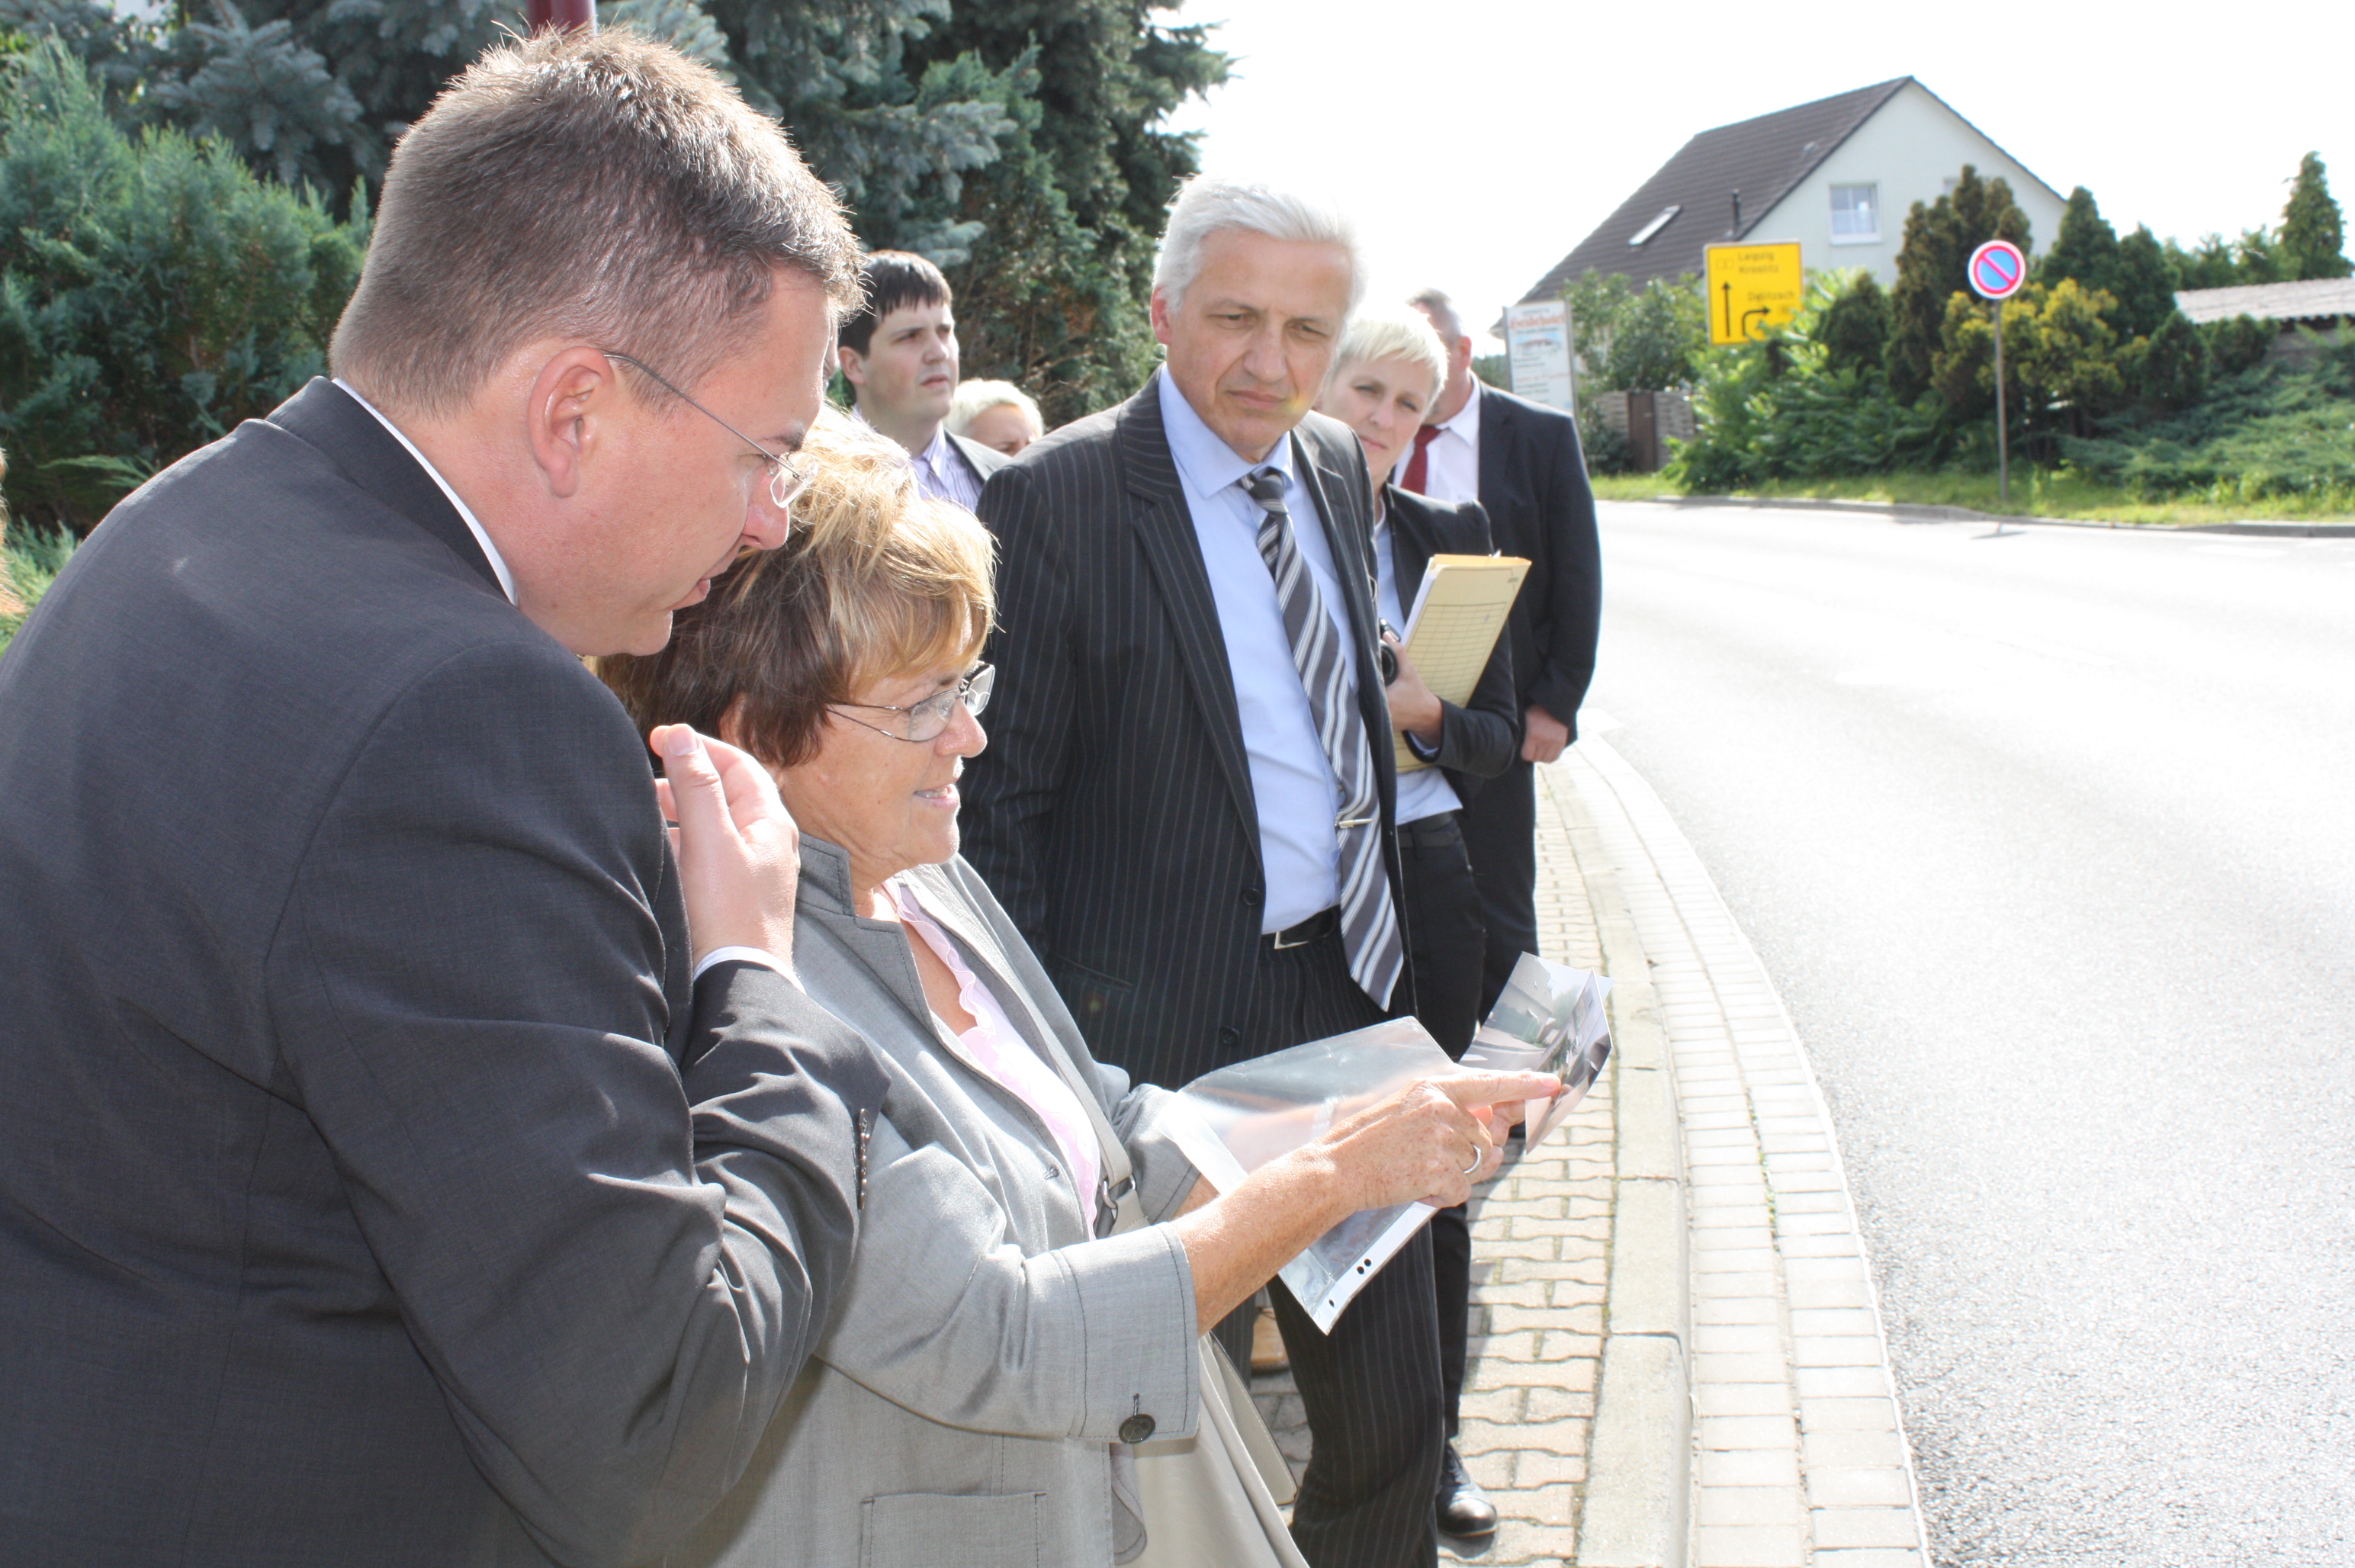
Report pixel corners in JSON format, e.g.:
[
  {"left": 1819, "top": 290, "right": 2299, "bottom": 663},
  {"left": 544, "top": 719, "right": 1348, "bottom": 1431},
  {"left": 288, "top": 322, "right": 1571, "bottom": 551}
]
[{"left": 1629, "top": 206, "right": 1681, "bottom": 246}]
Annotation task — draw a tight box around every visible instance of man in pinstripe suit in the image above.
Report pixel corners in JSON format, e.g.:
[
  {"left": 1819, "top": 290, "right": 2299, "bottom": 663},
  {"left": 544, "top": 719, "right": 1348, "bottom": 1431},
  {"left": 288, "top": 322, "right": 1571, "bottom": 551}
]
[{"left": 962, "top": 178, "right": 1445, "bottom": 1568}]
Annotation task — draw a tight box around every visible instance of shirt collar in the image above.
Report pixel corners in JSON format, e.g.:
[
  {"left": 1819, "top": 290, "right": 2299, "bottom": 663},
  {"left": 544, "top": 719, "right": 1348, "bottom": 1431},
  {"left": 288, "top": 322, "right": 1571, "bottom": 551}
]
[
  {"left": 852, "top": 403, "right": 950, "bottom": 477},
  {"left": 331, "top": 378, "right": 518, "bottom": 604},
  {"left": 1156, "top": 367, "right": 1297, "bottom": 503},
  {"left": 1436, "top": 377, "right": 1483, "bottom": 443}
]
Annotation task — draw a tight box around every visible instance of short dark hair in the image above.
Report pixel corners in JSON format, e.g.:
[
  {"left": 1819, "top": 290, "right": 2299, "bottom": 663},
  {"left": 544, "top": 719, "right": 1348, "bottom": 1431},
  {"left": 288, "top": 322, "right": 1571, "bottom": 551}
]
[
  {"left": 837, "top": 251, "right": 953, "bottom": 358},
  {"left": 330, "top": 28, "right": 860, "bottom": 417}
]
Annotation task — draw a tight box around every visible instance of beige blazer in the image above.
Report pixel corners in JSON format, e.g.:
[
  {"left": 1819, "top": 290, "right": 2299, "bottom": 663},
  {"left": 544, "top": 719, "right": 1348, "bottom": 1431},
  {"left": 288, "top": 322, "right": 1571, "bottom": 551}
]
[{"left": 663, "top": 839, "right": 1206, "bottom": 1568}]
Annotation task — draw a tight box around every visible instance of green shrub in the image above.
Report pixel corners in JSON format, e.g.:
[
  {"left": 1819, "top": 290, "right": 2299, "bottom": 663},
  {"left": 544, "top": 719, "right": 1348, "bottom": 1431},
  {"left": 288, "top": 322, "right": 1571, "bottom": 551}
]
[
  {"left": 0, "top": 516, "right": 76, "bottom": 657},
  {"left": 1669, "top": 271, "right": 1945, "bottom": 490},
  {"left": 2063, "top": 329, "right": 2355, "bottom": 500},
  {"left": 0, "top": 38, "right": 368, "bottom": 531}
]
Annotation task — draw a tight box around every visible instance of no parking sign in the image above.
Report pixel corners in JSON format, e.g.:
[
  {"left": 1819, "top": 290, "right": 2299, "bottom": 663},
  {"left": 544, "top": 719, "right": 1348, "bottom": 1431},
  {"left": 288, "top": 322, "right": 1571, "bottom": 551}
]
[
  {"left": 1968, "top": 239, "right": 2027, "bottom": 302},
  {"left": 1967, "top": 238, "right": 2029, "bottom": 511}
]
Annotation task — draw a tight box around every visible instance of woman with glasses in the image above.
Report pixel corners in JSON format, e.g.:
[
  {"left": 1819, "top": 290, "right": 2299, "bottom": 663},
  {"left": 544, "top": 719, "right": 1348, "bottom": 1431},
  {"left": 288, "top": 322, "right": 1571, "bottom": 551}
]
[{"left": 598, "top": 413, "right": 1550, "bottom": 1568}]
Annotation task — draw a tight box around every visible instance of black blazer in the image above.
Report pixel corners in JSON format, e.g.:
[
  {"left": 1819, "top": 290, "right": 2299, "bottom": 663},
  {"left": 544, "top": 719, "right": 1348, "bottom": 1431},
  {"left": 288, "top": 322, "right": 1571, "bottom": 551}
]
[
  {"left": 0, "top": 380, "right": 886, "bottom": 1567},
  {"left": 1382, "top": 483, "right": 1520, "bottom": 804},
  {"left": 1473, "top": 383, "right": 1603, "bottom": 734},
  {"left": 961, "top": 377, "right": 1410, "bottom": 1091}
]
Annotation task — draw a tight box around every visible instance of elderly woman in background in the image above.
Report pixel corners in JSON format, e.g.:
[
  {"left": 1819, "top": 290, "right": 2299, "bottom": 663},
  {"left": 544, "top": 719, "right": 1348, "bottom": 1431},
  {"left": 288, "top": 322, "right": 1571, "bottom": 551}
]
[
  {"left": 1316, "top": 308, "right": 1521, "bottom": 1542},
  {"left": 946, "top": 377, "right": 1045, "bottom": 457},
  {"left": 600, "top": 413, "right": 1550, "bottom": 1568}
]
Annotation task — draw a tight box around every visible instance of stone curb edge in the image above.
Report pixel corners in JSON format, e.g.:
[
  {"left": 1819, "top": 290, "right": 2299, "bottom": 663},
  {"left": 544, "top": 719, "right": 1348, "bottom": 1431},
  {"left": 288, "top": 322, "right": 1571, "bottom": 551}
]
[
  {"left": 1552, "top": 772, "right": 1690, "bottom": 1568},
  {"left": 1606, "top": 492, "right": 2355, "bottom": 538}
]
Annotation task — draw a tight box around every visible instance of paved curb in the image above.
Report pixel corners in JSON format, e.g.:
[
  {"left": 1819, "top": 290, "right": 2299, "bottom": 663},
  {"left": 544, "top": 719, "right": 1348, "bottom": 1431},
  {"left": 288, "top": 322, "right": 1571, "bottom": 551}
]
[
  {"left": 1552, "top": 773, "right": 1690, "bottom": 1568},
  {"left": 1606, "top": 492, "right": 2355, "bottom": 538}
]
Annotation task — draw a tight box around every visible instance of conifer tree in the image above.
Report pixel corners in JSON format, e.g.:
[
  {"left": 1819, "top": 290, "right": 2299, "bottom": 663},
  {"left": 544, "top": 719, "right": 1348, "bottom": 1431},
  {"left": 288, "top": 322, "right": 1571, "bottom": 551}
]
[
  {"left": 2279, "top": 151, "right": 2350, "bottom": 281},
  {"left": 2039, "top": 187, "right": 2118, "bottom": 295},
  {"left": 1886, "top": 165, "right": 2031, "bottom": 404}
]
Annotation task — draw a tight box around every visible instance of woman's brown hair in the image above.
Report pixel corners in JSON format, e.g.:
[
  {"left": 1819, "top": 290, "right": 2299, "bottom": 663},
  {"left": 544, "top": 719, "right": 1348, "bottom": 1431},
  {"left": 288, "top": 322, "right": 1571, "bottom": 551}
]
[{"left": 599, "top": 410, "right": 995, "bottom": 768}]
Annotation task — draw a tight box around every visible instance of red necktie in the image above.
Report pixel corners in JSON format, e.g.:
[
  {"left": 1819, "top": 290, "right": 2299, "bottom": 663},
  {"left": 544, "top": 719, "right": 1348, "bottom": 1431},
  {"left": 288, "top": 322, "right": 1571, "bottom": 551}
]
[{"left": 1400, "top": 424, "right": 1441, "bottom": 494}]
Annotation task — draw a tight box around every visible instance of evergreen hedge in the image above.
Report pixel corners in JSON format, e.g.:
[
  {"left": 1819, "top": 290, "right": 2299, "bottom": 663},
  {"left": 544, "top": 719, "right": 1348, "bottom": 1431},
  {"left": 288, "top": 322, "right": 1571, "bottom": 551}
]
[{"left": 0, "top": 38, "right": 369, "bottom": 531}]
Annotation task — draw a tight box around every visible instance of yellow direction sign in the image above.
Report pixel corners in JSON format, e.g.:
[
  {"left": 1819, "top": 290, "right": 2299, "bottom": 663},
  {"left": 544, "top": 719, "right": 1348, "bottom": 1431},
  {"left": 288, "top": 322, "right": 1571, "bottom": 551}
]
[{"left": 1704, "top": 241, "right": 1804, "bottom": 345}]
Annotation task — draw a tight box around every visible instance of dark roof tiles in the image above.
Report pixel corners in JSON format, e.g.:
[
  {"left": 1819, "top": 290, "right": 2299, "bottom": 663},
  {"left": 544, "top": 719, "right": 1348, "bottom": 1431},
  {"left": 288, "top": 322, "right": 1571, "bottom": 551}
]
[{"left": 1521, "top": 78, "right": 1910, "bottom": 300}]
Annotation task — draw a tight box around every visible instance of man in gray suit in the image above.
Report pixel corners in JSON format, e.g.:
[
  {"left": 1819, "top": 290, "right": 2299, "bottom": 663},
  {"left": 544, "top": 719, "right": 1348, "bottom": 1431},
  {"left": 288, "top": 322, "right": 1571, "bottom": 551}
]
[{"left": 0, "top": 31, "right": 885, "bottom": 1568}]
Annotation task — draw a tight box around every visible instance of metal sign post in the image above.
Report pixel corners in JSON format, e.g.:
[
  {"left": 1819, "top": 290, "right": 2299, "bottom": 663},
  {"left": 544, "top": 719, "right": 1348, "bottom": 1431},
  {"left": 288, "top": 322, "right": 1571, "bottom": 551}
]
[{"left": 1967, "top": 239, "right": 2027, "bottom": 524}]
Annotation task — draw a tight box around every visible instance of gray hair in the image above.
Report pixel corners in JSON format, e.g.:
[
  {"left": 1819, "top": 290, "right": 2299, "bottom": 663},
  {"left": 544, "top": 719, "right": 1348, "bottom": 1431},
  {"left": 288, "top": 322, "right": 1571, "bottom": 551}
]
[
  {"left": 1335, "top": 309, "right": 1449, "bottom": 403},
  {"left": 1407, "top": 287, "right": 1467, "bottom": 345},
  {"left": 946, "top": 379, "right": 1042, "bottom": 439},
  {"left": 1153, "top": 175, "right": 1365, "bottom": 314}
]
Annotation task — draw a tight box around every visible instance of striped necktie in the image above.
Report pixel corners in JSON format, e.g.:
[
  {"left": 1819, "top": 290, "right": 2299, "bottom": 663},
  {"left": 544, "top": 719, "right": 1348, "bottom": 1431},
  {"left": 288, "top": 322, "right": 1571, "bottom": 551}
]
[{"left": 1240, "top": 468, "right": 1404, "bottom": 1011}]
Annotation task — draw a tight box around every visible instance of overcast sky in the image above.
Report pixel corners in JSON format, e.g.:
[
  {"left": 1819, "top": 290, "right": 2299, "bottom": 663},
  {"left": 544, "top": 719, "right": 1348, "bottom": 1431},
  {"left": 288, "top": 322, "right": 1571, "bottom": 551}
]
[{"left": 1162, "top": 0, "right": 2352, "bottom": 349}]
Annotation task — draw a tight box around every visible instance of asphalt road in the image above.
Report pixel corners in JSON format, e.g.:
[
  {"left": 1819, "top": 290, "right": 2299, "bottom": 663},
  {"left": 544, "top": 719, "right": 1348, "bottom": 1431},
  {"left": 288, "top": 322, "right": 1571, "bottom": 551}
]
[{"left": 1581, "top": 503, "right": 2355, "bottom": 1566}]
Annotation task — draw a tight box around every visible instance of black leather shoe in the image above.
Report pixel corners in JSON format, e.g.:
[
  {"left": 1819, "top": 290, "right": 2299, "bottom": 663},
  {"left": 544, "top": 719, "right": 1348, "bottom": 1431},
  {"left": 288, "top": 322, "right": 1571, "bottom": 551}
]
[{"left": 1435, "top": 1442, "right": 1499, "bottom": 1539}]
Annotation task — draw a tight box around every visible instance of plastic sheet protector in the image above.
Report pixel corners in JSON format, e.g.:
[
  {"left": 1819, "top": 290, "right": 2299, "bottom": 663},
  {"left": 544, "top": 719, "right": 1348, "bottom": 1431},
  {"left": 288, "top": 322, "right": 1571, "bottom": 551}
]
[
  {"left": 1457, "top": 952, "right": 1613, "bottom": 1151},
  {"left": 1163, "top": 1019, "right": 1458, "bottom": 1333}
]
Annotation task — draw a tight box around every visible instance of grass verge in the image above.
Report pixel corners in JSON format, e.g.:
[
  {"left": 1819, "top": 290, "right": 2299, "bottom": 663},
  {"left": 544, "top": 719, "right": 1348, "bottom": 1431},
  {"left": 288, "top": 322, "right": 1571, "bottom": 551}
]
[{"left": 1588, "top": 469, "right": 2355, "bottom": 526}]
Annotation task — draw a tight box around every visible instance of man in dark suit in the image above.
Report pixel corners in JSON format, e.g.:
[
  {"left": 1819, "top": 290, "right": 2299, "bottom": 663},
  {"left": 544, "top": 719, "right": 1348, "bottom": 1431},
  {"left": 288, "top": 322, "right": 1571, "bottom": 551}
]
[
  {"left": 1316, "top": 313, "right": 1522, "bottom": 1541},
  {"left": 0, "top": 32, "right": 888, "bottom": 1567},
  {"left": 962, "top": 178, "right": 1442, "bottom": 1568},
  {"left": 837, "top": 249, "right": 1007, "bottom": 507},
  {"left": 1403, "top": 288, "right": 1604, "bottom": 1012}
]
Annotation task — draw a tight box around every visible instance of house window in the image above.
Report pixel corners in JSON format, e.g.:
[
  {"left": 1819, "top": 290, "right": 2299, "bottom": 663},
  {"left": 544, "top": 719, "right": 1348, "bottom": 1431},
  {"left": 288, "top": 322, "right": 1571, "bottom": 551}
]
[{"left": 1830, "top": 184, "right": 1879, "bottom": 243}]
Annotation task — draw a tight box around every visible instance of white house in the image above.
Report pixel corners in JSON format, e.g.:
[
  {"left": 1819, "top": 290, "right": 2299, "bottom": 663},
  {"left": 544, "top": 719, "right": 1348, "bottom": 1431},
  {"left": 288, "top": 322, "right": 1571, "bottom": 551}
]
[{"left": 1520, "top": 77, "right": 2067, "bottom": 300}]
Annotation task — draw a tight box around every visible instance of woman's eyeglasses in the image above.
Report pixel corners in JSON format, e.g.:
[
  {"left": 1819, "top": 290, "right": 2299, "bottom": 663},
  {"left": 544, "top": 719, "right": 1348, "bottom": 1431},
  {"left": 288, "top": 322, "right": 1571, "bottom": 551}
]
[
  {"left": 600, "top": 351, "right": 814, "bottom": 515},
  {"left": 832, "top": 664, "right": 994, "bottom": 743}
]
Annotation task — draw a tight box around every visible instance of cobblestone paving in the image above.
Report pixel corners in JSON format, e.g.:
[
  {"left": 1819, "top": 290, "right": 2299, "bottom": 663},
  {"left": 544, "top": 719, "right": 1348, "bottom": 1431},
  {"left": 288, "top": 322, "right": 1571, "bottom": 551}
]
[{"left": 1253, "top": 762, "right": 1614, "bottom": 1565}]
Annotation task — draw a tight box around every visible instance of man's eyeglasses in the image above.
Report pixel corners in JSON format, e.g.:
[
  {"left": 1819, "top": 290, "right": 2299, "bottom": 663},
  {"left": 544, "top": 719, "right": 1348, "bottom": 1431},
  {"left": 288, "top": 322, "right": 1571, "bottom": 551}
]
[
  {"left": 601, "top": 351, "right": 814, "bottom": 515},
  {"left": 832, "top": 664, "right": 995, "bottom": 743}
]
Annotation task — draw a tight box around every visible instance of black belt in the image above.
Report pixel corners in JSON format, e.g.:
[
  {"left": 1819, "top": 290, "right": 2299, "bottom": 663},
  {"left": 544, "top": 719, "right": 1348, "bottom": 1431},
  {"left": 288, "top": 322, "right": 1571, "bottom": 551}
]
[
  {"left": 1264, "top": 906, "right": 1339, "bottom": 951},
  {"left": 1398, "top": 811, "right": 1462, "bottom": 848}
]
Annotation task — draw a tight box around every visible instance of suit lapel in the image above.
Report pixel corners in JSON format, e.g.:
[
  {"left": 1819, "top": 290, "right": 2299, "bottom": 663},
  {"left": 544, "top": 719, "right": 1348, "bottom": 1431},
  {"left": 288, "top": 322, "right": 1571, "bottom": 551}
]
[
  {"left": 267, "top": 378, "right": 503, "bottom": 596},
  {"left": 1115, "top": 390, "right": 1261, "bottom": 845},
  {"left": 1384, "top": 484, "right": 1436, "bottom": 596}
]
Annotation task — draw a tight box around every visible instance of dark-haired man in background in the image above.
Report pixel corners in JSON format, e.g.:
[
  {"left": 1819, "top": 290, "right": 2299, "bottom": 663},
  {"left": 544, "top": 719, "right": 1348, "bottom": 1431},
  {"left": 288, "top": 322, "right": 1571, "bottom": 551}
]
[
  {"left": 837, "top": 249, "right": 1007, "bottom": 506},
  {"left": 1401, "top": 288, "right": 1602, "bottom": 1014},
  {"left": 0, "top": 31, "right": 885, "bottom": 1567}
]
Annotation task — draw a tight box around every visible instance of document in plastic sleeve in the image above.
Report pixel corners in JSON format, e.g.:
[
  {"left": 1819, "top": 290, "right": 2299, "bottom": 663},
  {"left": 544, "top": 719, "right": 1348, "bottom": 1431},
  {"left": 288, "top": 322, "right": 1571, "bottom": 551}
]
[
  {"left": 1457, "top": 952, "right": 1613, "bottom": 1151},
  {"left": 1161, "top": 1019, "right": 1460, "bottom": 1333}
]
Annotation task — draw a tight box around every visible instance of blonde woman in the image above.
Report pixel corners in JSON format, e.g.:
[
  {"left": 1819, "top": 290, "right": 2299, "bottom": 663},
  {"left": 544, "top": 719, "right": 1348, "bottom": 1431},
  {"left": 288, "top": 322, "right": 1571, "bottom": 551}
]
[{"left": 946, "top": 378, "right": 1045, "bottom": 457}]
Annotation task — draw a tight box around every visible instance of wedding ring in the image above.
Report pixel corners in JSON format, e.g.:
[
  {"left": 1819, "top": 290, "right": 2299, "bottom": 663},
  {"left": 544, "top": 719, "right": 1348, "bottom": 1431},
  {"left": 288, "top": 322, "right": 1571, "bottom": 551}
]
[{"left": 1462, "top": 1147, "right": 1483, "bottom": 1176}]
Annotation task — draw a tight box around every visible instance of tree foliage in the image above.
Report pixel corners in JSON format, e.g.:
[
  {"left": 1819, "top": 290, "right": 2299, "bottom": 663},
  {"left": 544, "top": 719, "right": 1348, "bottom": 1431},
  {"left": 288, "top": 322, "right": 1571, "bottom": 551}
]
[
  {"left": 0, "top": 40, "right": 367, "bottom": 529},
  {"left": 4, "top": 0, "right": 1226, "bottom": 429},
  {"left": 1886, "top": 164, "right": 2030, "bottom": 402},
  {"left": 2279, "top": 151, "right": 2350, "bottom": 281}
]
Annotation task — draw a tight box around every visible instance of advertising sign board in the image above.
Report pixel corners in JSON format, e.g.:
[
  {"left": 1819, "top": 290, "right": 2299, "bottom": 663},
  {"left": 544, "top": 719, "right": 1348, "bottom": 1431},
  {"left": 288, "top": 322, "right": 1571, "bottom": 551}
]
[{"left": 1505, "top": 300, "right": 1575, "bottom": 410}]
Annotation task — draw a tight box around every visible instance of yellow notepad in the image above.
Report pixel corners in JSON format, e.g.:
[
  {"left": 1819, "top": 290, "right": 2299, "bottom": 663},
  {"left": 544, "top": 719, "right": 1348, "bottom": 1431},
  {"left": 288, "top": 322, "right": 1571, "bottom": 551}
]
[{"left": 1393, "top": 554, "right": 1529, "bottom": 773}]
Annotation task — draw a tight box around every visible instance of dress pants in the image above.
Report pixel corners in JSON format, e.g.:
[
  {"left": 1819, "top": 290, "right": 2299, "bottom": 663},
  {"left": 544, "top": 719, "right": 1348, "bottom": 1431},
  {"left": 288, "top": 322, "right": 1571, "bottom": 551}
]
[
  {"left": 1212, "top": 925, "right": 1444, "bottom": 1568},
  {"left": 1396, "top": 811, "right": 1486, "bottom": 1438},
  {"left": 1457, "top": 757, "right": 1540, "bottom": 1017}
]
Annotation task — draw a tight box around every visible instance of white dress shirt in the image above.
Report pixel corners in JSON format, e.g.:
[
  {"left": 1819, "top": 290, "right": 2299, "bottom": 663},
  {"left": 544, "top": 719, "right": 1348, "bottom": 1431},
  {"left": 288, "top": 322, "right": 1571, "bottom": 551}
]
[
  {"left": 332, "top": 380, "right": 775, "bottom": 985},
  {"left": 1155, "top": 369, "right": 1355, "bottom": 933},
  {"left": 1409, "top": 379, "right": 1484, "bottom": 506}
]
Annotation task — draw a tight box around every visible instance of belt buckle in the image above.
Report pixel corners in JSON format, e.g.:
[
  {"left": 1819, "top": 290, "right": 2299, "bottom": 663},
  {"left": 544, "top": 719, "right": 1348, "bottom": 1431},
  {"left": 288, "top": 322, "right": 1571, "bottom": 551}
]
[{"left": 1272, "top": 923, "right": 1310, "bottom": 951}]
